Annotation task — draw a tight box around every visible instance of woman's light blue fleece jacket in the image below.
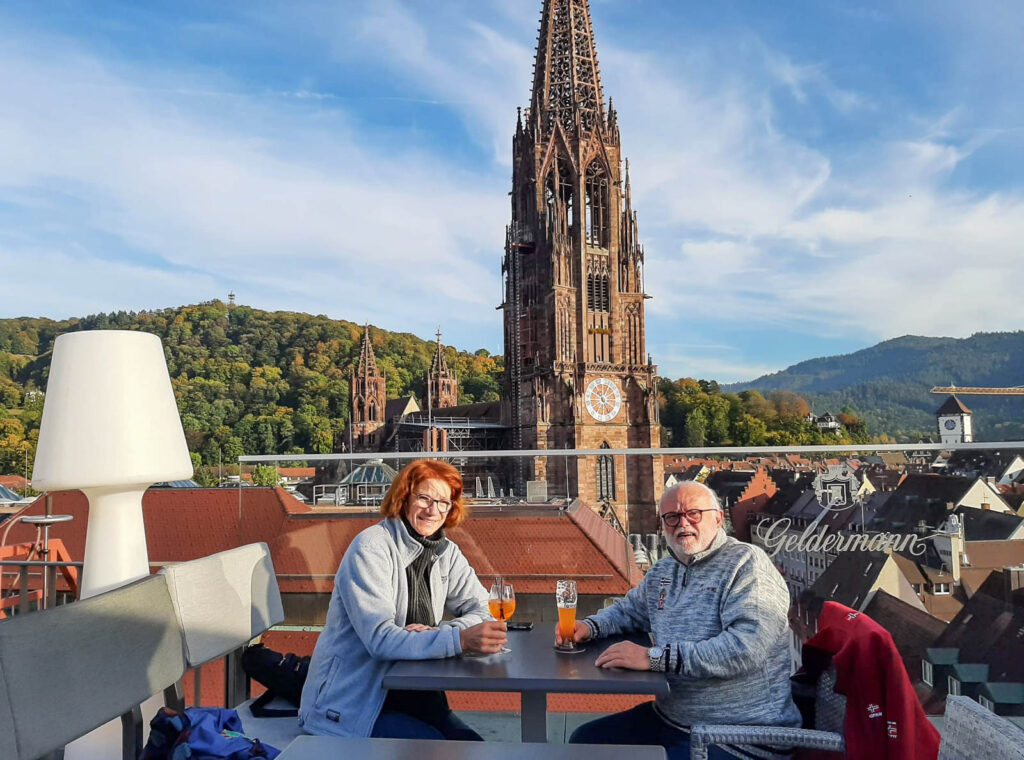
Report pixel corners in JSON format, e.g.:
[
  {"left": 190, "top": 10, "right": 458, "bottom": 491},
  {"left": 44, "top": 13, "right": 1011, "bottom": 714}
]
[{"left": 298, "top": 517, "right": 490, "bottom": 737}]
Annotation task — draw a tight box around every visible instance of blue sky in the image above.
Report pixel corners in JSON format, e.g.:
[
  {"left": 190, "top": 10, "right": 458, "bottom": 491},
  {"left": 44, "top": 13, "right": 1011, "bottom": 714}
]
[{"left": 1, "top": 0, "right": 1022, "bottom": 382}]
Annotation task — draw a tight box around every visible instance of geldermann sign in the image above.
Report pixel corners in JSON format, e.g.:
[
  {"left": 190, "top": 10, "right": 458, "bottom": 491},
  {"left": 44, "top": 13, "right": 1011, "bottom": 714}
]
[
  {"left": 753, "top": 516, "right": 928, "bottom": 558},
  {"left": 753, "top": 467, "right": 929, "bottom": 557}
]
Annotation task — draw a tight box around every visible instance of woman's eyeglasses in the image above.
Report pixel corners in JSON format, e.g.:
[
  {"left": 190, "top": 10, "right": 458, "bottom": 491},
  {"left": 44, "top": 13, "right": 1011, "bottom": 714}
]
[
  {"left": 659, "top": 508, "right": 718, "bottom": 527},
  {"left": 415, "top": 493, "right": 453, "bottom": 513}
]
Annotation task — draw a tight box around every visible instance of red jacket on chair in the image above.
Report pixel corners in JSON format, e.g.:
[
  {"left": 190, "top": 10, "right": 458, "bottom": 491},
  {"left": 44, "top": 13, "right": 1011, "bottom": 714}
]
[{"left": 803, "top": 601, "right": 939, "bottom": 760}]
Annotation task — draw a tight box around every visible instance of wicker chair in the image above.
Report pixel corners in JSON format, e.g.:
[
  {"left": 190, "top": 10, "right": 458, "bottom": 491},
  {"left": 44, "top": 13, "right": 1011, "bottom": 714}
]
[
  {"left": 689, "top": 668, "right": 846, "bottom": 760},
  {"left": 937, "top": 696, "right": 1024, "bottom": 760}
]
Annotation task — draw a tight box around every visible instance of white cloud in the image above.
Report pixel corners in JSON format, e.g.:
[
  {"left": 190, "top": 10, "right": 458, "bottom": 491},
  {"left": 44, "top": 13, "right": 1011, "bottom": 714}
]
[
  {"left": 2, "top": 0, "right": 1023, "bottom": 374},
  {"left": 0, "top": 22, "right": 506, "bottom": 344}
]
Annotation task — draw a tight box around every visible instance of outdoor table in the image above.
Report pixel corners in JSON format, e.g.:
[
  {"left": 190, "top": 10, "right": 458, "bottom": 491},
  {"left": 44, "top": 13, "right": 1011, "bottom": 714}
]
[
  {"left": 277, "top": 735, "right": 668, "bottom": 759},
  {"left": 382, "top": 627, "right": 670, "bottom": 742}
]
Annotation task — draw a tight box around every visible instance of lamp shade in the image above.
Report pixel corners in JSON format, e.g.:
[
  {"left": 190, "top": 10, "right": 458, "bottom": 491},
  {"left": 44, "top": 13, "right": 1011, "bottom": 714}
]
[{"left": 32, "top": 330, "right": 193, "bottom": 490}]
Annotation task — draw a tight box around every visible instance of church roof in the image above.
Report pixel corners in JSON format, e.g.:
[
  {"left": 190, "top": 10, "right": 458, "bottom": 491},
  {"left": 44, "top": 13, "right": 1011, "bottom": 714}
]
[
  {"left": 936, "top": 395, "right": 972, "bottom": 416},
  {"left": 385, "top": 395, "right": 420, "bottom": 420}
]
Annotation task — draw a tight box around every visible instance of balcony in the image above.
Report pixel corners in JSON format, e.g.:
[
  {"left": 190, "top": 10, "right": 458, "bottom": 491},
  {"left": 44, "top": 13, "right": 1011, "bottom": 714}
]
[{"left": 5, "top": 442, "right": 1024, "bottom": 757}]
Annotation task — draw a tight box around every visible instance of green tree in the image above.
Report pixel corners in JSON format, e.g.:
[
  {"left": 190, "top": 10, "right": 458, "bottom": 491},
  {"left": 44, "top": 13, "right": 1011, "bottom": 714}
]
[{"left": 252, "top": 464, "right": 279, "bottom": 486}]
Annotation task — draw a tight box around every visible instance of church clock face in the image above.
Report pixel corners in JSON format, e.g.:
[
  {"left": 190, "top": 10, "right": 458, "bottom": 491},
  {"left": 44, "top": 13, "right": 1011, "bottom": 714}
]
[
  {"left": 584, "top": 378, "right": 622, "bottom": 422},
  {"left": 944, "top": 419, "right": 957, "bottom": 430}
]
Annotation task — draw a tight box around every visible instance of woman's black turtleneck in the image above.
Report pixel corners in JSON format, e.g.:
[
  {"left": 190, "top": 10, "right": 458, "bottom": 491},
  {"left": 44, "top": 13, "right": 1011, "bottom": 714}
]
[{"left": 401, "top": 515, "right": 446, "bottom": 627}]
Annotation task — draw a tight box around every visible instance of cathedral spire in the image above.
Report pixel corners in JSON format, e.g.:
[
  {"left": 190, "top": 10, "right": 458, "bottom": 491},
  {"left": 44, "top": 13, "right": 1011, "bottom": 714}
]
[
  {"left": 430, "top": 327, "right": 450, "bottom": 376},
  {"left": 428, "top": 327, "right": 457, "bottom": 409},
  {"left": 356, "top": 323, "right": 379, "bottom": 376},
  {"left": 530, "top": 0, "right": 605, "bottom": 135}
]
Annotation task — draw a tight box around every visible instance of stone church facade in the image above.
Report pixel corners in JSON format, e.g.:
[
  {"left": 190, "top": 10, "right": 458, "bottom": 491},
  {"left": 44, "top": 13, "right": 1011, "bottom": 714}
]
[
  {"left": 345, "top": 0, "right": 663, "bottom": 532},
  {"left": 502, "top": 0, "right": 663, "bottom": 531}
]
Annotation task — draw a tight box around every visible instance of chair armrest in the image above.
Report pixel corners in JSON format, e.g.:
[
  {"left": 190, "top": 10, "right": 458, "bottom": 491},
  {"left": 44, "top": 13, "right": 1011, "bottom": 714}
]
[{"left": 689, "top": 724, "right": 844, "bottom": 760}]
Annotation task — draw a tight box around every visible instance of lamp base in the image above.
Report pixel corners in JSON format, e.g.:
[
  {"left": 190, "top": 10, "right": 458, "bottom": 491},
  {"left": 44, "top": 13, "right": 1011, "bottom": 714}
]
[{"left": 79, "top": 485, "right": 151, "bottom": 599}]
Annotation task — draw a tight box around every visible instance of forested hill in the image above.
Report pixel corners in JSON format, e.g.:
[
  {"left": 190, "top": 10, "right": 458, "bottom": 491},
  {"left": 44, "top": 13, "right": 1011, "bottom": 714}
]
[
  {"left": 0, "top": 301, "right": 502, "bottom": 475},
  {"left": 727, "top": 332, "right": 1024, "bottom": 441}
]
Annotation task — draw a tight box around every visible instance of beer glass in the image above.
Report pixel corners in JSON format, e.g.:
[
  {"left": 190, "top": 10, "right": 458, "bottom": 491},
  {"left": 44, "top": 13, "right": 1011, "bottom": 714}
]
[
  {"left": 488, "top": 578, "right": 514, "bottom": 654},
  {"left": 555, "top": 579, "right": 582, "bottom": 652}
]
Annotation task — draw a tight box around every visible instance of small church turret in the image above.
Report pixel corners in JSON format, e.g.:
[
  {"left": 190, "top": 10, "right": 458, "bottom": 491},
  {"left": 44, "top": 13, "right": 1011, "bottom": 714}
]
[
  {"left": 428, "top": 328, "right": 458, "bottom": 410},
  {"left": 350, "top": 324, "right": 387, "bottom": 449}
]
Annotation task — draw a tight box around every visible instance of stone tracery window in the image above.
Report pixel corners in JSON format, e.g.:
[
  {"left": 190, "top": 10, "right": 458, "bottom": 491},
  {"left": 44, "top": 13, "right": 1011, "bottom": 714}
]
[
  {"left": 585, "top": 161, "right": 609, "bottom": 247},
  {"left": 597, "top": 441, "right": 616, "bottom": 501}
]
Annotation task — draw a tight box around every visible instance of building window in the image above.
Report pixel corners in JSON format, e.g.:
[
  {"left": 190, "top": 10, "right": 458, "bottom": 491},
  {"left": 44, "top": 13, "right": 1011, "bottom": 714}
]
[
  {"left": 979, "top": 695, "right": 995, "bottom": 712},
  {"left": 933, "top": 583, "right": 951, "bottom": 595},
  {"left": 948, "top": 676, "right": 961, "bottom": 696},
  {"left": 597, "top": 442, "right": 616, "bottom": 501},
  {"left": 922, "top": 661, "right": 933, "bottom": 686}
]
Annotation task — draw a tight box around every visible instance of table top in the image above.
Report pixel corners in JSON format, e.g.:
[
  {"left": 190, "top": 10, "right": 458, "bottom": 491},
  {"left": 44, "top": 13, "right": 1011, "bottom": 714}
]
[
  {"left": 382, "top": 627, "right": 669, "bottom": 696},
  {"left": 279, "top": 736, "right": 667, "bottom": 760}
]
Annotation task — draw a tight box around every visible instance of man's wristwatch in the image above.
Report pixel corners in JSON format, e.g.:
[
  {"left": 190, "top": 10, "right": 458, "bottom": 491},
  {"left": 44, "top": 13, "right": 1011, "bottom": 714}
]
[{"left": 648, "top": 646, "right": 667, "bottom": 672}]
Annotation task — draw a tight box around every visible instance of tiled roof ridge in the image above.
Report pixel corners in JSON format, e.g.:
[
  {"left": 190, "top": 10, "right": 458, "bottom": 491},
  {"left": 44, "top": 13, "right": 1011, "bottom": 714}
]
[
  {"left": 274, "top": 486, "right": 313, "bottom": 515},
  {"left": 565, "top": 500, "right": 639, "bottom": 588}
]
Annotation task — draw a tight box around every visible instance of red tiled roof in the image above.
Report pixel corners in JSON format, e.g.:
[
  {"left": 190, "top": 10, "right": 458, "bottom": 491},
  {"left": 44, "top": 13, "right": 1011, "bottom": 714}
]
[
  {"left": 0, "top": 475, "right": 28, "bottom": 490},
  {"left": 276, "top": 468, "right": 315, "bottom": 478},
  {"left": 8, "top": 490, "right": 637, "bottom": 597}
]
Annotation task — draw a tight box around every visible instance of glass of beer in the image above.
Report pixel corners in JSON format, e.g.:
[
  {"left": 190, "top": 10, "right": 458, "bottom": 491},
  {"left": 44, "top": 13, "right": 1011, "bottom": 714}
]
[
  {"left": 555, "top": 579, "right": 580, "bottom": 652},
  {"left": 488, "top": 578, "right": 514, "bottom": 654}
]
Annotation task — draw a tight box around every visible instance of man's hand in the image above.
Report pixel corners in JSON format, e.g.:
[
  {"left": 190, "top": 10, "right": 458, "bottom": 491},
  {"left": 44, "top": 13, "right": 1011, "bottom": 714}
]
[
  {"left": 554, "top": 620, "right": 592, "bottom": 648},
  {"left": 594, "top": 641, "right": 650, "bottom": 671},
  {"left": 404, "top": 624, "right": 438, "bottom": 632},
  {"left": 459, "top": 620, "right": 507, "bottom": 654}
]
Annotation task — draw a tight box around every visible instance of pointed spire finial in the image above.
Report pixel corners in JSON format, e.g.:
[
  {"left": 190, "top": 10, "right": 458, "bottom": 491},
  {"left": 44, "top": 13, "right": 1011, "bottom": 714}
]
[
  {"left": 357, "top": 323, "right": 379, "bottom": 375},
  {"left": 530, "top": 0, "right": 606, "bottom": 135}
]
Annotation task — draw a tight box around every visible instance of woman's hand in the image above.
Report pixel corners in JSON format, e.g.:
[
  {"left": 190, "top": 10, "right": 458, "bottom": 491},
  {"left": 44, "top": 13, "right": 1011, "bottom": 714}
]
[
  {"left": 404, "top": 624, "right": 438, "bottom": 632},
  {"left": 594, "top": 641, "right": 649, "bottom": 671},
  {"left": 554, "top": 620, "right": 592, "bottom": 648},
  {"left": 459, "top": 620, "right": 507, "bottom": 654}
]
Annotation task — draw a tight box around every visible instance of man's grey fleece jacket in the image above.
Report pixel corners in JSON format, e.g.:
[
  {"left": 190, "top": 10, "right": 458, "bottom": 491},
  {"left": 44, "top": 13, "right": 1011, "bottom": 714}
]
[{"left": 584, "top": 530, "right": 801, "bottom": 729}]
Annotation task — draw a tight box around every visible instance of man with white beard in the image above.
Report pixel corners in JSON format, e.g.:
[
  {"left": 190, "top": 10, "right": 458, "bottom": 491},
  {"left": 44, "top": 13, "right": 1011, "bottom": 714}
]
[{"left": 561, "top": 481, "right": 801, "bottom": 760}]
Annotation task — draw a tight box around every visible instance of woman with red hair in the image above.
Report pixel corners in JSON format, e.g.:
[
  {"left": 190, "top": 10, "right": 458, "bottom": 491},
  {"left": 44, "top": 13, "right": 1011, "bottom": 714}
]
[{"left": 299, "top": 459, "right": 505, "bottom": 740}]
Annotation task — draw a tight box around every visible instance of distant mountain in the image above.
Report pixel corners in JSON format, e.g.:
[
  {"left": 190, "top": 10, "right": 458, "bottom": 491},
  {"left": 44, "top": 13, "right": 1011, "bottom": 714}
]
[{"left": 727, "top": 332, "right": 1024, "bottom": 441}]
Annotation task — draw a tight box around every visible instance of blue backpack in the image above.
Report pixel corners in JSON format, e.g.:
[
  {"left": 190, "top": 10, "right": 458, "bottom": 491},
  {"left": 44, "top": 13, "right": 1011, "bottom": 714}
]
[{"left": 141, "top": 707, "right": 281, "bottom": 760}]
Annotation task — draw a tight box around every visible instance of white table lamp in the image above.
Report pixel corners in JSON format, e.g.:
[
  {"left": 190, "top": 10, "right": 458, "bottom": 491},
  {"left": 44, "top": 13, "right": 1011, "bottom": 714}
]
[{"left": 32, "top": 330, "right": 193, "bottom": 598}]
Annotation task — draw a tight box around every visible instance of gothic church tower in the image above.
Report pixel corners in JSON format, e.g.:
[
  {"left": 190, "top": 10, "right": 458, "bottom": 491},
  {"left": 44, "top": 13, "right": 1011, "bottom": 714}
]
[
  {"left": 428, "top": 328, "right": 458, "bottom": 410},
  {"left": 503, "top": 0, "right": 662, "bottom": 531},
  {"left": 350, "top": 325, "right": 387, "bottom": 450}
]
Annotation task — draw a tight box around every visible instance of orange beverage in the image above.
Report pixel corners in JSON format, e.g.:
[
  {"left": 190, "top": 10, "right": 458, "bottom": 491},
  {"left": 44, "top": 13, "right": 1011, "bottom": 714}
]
[
  {"left": 501, "top": 599, "right": 516, "bottom": 620},
  {"left": 489, "top": 598, "right": 516, "bottom": 620},
  {"left": 557, "top": 606, "right": 576, "bottom": 641}
]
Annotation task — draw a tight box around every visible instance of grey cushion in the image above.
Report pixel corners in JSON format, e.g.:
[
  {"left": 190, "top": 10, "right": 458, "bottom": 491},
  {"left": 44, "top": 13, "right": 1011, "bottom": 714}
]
[
  {"left": 0, "top": 574, "right": 186, "bottom": 760},
  {"left": 159, "top": 543, "right": 285, "bottom": 667}
]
